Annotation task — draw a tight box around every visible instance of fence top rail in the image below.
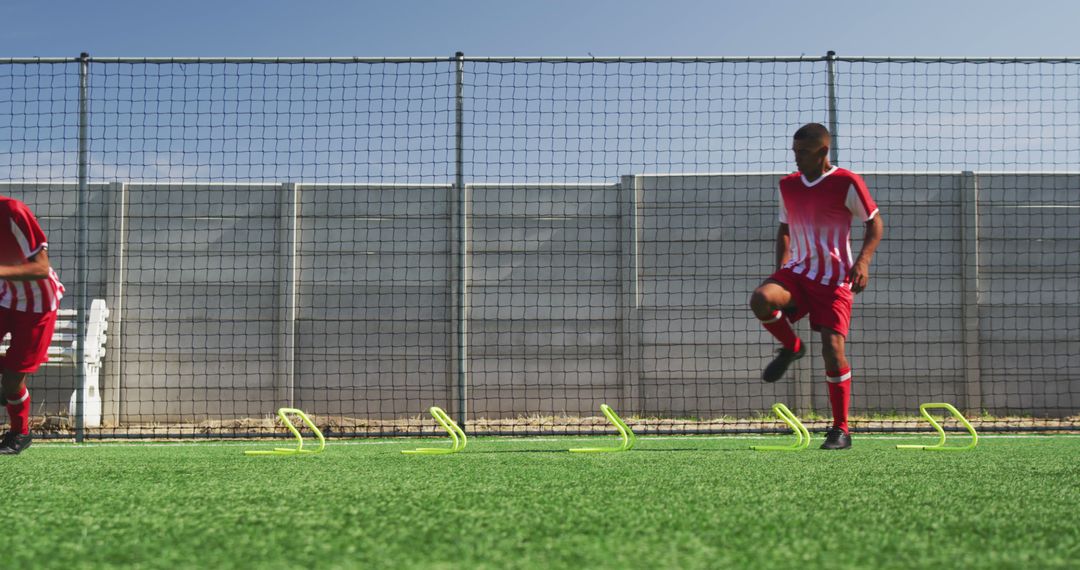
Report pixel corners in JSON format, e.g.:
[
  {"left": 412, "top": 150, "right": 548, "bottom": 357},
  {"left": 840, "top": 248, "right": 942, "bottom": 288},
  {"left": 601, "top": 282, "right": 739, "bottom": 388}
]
[
  {"left": 0, "top": 56, "right": 455, "bottom": 64},
  {"left": 466, "top": 182, "right": 619, "bottom": 188},
  {"left": 637, "top": 170, "right": 1080, "bottom": 177},
  {"left": 3, "top": 172, "right": 1080, "bottom": 188},
  {"left": 836, "top": 56, "right": 1080, "bottom": 63},
  {"left": 4, "top": 55, "right": 1080, "bottom": 65},
  {"left": 462, "top": 56, "right": 1080, "bottom": 64}
]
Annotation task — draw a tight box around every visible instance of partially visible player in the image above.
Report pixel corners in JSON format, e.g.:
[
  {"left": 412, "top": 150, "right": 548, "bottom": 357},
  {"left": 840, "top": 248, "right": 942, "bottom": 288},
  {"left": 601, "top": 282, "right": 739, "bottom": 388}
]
[
  {"left": 0, "top": 194, "right": 64, "bottom": 455},
  {"left": 748, "top": 123, "right": 883, "bottom": 450}
]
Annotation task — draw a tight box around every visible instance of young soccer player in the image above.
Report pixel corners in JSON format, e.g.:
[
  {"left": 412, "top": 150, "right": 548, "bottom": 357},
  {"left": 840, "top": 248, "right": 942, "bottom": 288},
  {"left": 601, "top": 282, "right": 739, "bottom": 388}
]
[
  {"left": 749, "top": 123, "right": 883, "bottom": 450},
  {"left": 0, "top": 195, "right": 64, "bottom": 455}
]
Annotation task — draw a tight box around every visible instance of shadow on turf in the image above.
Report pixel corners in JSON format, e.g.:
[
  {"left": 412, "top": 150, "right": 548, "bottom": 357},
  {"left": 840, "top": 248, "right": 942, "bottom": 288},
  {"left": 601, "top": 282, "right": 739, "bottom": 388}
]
[{"left": 468, "top": 447, "right": 746, "bottom": 454}]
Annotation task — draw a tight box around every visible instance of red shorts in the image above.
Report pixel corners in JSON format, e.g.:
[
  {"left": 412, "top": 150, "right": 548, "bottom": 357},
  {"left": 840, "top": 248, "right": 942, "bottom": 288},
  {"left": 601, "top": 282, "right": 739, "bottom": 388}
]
[
  {"left": 767, "top": 267, "right": 854, "bottom": 338},
  {"left": 0, "top": 307, "right": 57, "bottom": 373}
]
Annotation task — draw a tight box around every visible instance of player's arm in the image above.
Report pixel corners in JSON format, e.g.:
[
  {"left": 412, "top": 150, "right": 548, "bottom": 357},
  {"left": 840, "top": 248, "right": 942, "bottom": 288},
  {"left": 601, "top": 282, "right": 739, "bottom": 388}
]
[
  {"left": 0, "top": 248, "right": 52, "bottom": 281},
  {"left": 775, "top": 223, "right": 791, "bottom": 270},
  {"left": 847, "top": 215, "right": 883, "bottom": 294}
]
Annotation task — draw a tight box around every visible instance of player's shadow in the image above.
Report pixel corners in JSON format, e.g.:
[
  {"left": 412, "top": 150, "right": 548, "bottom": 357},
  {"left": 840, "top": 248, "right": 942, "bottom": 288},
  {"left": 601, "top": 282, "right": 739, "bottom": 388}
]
[
  {"left": 469, "top": 447, "right": 748, "bottom": 454},
  {"left": 469, "top": 449, "right": 565, "bottom": 454},
  {"left": 635, "top": 447, "right": 749, "bottom": 453}
]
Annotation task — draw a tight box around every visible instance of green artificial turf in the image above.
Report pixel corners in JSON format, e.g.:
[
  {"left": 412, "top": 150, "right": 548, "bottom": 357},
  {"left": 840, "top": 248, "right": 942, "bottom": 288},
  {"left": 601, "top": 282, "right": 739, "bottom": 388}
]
[{"left": 6, "top": 436, "right": 1080, "bottom": 569}]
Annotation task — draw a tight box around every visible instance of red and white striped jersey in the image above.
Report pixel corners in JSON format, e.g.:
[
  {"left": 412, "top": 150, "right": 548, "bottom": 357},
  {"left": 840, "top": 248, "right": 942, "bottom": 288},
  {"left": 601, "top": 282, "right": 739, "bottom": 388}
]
[
  {"left": 778, "top": 166, "right": 879, "bottom": 287},
  {"left": 0, "top": 197, "right": 65, "bottom": 313}
]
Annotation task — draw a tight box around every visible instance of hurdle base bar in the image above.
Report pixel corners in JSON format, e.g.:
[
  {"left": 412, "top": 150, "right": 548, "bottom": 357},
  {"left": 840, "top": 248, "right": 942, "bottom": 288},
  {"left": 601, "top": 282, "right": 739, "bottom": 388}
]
[
  {"left": 402, "top": 406, "right": 468, "bottom": 455},
  {"left": 896, "top": 402, "right": 979, "bottom": 451},
  {"left": 569, "top": 404, "right": 637, "bottom": 453},
  {"left": 244, "top": 408, "right": 326, "bottom": 456},
  {"left": 751, "top": 403, "right": 810, "bottom": 451}
]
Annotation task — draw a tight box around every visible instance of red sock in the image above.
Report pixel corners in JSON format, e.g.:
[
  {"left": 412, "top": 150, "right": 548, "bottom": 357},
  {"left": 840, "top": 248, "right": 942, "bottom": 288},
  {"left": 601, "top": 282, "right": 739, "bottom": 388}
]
[
  {"left": 760, "top": 310, "right": 801, "bottom": 352},
  {"left": 6, "top": 387, "right": 30, "bottom": 435},
  {"left": 826, "top": 368, "right": 851, "bottom": 433}
]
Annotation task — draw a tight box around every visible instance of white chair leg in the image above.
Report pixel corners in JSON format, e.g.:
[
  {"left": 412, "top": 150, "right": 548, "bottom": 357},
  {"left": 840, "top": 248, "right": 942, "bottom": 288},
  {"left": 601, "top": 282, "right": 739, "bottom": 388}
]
[{"left": 69, "top": 363, "right": 103, "bottom": 428}]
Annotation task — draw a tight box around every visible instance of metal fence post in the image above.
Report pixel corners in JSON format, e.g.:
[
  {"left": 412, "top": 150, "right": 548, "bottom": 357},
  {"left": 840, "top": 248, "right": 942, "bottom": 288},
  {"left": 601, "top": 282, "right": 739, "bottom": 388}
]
[
  {"left": 826, "top": 50, "right": 840, "bottom": 164},
  {"left": 278, "top": 183, "right": 300, "bottom": 408},
  {"left": 961, "top": 171, "right": 982, "bottom": 413},
  {"left": 789, "top": 49, "right": 840, "bottom": 416},
  {"left": 104, "top": 181, "right": 127, "bottom": 427},
  {"left": 454, "top": 52, "right": 469, "bottom": 429},
  {"left": 75, "top": 52, "right": 91, "bottom": 443},
  {"left": 618, "top": 176, "right": 643, "bottom": 414}
]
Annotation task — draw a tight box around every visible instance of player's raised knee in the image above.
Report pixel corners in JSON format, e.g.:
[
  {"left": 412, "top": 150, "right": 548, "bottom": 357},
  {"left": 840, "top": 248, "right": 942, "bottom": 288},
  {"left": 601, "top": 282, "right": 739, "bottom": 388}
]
[
  {"left": 749, "top": 287, "right": 779, "bottom": 319},
  {"left": 749, "top": 288, "right": 768, "bottom": 312}
]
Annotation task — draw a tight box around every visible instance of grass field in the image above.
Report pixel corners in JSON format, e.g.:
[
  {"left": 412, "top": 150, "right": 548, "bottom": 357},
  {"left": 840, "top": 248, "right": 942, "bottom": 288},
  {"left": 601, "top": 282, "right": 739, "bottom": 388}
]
[{"left": 7, "top": 435, "right": 1080, "bottom": 569}]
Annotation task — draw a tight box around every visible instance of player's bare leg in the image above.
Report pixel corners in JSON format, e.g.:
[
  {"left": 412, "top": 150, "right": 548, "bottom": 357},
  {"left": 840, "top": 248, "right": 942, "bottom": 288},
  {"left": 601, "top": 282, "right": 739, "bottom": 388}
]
[
  {"left": 750, "top": 282, "right": 793, "bottom": 320},
  {"left": 1, "top": 371, "right": 32, "bottom": 455},
  {"left": 2, "top": 371, "right": 27, "bottom": 397},
  {"left": 819, "top": 328, "right": 848, "bottom": 372},
  {"left": 750, "top": 282, "right": 806, "bottom": 382},
  {"left": 819, "top": 328, "right": 852, "bottom": 450}
]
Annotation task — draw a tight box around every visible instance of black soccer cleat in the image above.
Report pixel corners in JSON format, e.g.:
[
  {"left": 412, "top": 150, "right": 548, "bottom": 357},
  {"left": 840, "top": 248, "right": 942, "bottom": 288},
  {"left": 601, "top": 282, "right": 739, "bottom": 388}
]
[
  {"left": 820, "top": 427, "right": 852, "bottom": 450},
  {"left": 0, "top": 431, "right": 32, "bottom": 455},
  {"left": 762, "top": 343, "right": 806, "bottom": 383}
]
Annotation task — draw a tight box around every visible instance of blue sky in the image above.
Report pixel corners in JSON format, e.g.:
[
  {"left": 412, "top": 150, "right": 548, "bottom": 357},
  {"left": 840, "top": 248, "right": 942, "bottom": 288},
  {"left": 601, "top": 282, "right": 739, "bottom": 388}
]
[
  {"left": 3, "top": 1, "right": 1079, "bottom": 182},
  {"left": 4, "top": 0, "right": 1080, "bottom": 58}
]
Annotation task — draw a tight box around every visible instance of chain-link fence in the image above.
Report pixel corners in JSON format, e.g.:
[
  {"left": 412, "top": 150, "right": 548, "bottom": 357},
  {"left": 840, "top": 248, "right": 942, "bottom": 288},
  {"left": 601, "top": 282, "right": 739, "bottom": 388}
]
[{"left": 1, "top": 54, "right": 1077, "bottom": 438}]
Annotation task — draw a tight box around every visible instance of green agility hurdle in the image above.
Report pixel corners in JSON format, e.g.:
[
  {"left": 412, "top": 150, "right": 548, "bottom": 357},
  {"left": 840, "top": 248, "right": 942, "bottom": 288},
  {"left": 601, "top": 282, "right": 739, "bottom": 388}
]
[
  {"left": 569, "top": 404, "right": 637, "bottom": 453},
  {"left": 897, "top": 402, "right": 978, "bottom": 451},
  {"left": 402, "top": 406, "right": 468, "bottom": 455},
  {"left": 244, "top": 408, "right": 326, "bottom": 456},
  {"left": 751, "top": 403, "right": 810, "bottom": 451}
]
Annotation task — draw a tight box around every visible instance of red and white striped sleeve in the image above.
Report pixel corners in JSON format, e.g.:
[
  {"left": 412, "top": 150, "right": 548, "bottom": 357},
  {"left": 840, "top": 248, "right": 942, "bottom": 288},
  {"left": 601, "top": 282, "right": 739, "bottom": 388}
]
[
  {"left": 844, "top": 173, "right": 878, "bottom": 222},
  {"left": 7, "top": 201, "right": 48, "bottom": 260},
  {"left": 777, "top": 185, "right": 789, "bottom": 224}
]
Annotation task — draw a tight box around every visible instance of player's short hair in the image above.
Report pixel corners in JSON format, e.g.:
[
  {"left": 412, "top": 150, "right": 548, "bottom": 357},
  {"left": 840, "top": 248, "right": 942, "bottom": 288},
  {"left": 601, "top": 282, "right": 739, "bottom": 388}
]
[{"left": 793, "top": 123, "right": 831, "bottom": 143}]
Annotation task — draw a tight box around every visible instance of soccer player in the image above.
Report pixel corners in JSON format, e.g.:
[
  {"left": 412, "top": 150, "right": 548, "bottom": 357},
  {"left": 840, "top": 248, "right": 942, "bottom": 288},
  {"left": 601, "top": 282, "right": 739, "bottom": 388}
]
[
  {"left": 749, "top": 123, "right": 883, "bottom": 450},
  {"left": 0, "top": 195, "right": 64, "bottom": 455}
]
